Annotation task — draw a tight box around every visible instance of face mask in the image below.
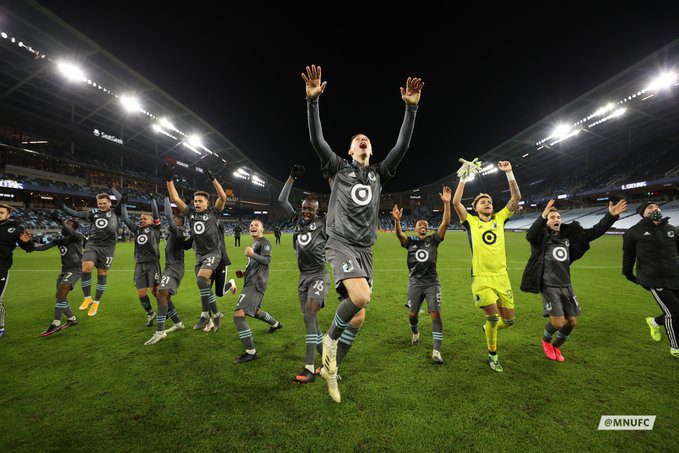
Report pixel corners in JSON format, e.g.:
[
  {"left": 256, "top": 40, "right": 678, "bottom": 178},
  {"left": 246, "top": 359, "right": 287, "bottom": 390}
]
[{"left": 648, "top": 210, "right": 663, "bottom": 221}]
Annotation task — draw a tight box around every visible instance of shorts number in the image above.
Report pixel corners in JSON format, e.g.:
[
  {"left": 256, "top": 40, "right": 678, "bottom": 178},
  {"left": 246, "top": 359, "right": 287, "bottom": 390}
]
[
  {"left": 205, "top": 257, "right": 216, "bottom": 266},
  {"left": 64, "top": 272, "right": 73, "bottom": 281},
  {"left": 237, "top": 294, "right": 246, "bottom": 306},
  {"left": 105, "top": 257, "right": 113, "bottom": 266},
  {"left": 160, "top": 276, "right": 171, "bottom": 286},
  {"left": 436, "top": 293, "right": 442, "bottom": 303},
  {"left": 312, "top": 280, "right": 324, "bottom": 292}
]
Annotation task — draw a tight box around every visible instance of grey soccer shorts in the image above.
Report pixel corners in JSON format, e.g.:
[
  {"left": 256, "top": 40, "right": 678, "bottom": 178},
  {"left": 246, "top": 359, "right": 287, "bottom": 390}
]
[
  {"left": 235, "top": 285, "right": 264, "bottom": 317},
  {"left": 158, "top": 264, "right": 185, "bottom": 295},
  {"left": 56, "top": 269, "right": 82, "bottom": 291},
  {"left": 542, "top": 286, "right": 582, "bottom": 318},
  {"left": 194, "top": 251, "right": 222, "bottom": 275},
  {"left": 407, "top": 282, "right": 442, "bottom": 313},
  {"left": 134, "top": 261, "right": 161, "bottom": 289},
  {"left": 325, "top": 237, "right": 373, "bottom": 299},
  {"left": 82, "top": 244, "right": 115, "bottom": 269},
  {"left": 298, "top": 271, "right": 330, "bottom": 310}
]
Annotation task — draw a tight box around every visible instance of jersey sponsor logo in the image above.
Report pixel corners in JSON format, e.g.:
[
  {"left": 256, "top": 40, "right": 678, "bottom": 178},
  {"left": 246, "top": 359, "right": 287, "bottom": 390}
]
[
  {"left": 297, "top": 233, "right": 311, "bottom": 247},
  {"left": 193, "top": 221, "right": 206, "bottom": 234},
  {"left": 342, "top": 260, "right": 354, "bottom": 273},
  {"left": 482, "top": 230, "right": 497, "bottom": 245},
  {"left": 95, "top": 218, "right": 109, "bottom": 229},
  {"left": 137, "top": 235, "right": 148, "bottom": 245},
  {"left": 59, "top": 246, "right": 67, "bottom": 256},
  {"left": 350, "top": 184, "right": 372, "bottom": 206},
  {"left": 552, "top": 246, "right": 568, "bottom": 262},
  {"left": 668, "top": 230, "right": 675, "bottom": 238},
  {"left": 415, "top": 249, "right": 430, "bottom": 262},
  {"left": 368, "top": 171, "right": 376, "bottom": 182}
]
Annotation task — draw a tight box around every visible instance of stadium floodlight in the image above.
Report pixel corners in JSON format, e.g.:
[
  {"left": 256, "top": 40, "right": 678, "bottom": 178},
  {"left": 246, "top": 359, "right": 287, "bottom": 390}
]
[
  {"left": 233, "top": 171, "right": 248, "bottom": 180},
  {"left": 1, "top": 32, "right": 7, "bottom": 39},
  {"left": 645, "top": 71, "right": 677, "bottom": 92},
  {"left": 57, "top": 61, "right": 86, "bottom": 82},
  {"left": 551, "top": 124, "right": 572, "bottom": 139},
  {"left": 120, "top": 95, "right": 142, "bottom": 113},
  {"left": 593, "top": 103, "right": 615, "bottom": 117},
  {"left": 237, "top": 168, "right": 250, "bottom": 177},
  {"left": 159, "top": 118, "right": 178, "bottom": 132},
  {"left": 152, "top": 124, "right": 162, "bottom": 133},
  {"left": 187, "top": 135, "right": 202, "bottom": 148},
  {"left": 610, "top": 107, "right": 626, "bottom": 118},
  {"left": 182, "top": 141, "right": 201, "bottom": 154}
]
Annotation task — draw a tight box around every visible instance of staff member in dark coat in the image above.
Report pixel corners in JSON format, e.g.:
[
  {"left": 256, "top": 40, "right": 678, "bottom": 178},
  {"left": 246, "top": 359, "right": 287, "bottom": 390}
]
[
  {"left": 521, "top": 198, "right": 626, "bottom": 362},
  {"left": 623, "top": 201, "right": 679, "bottom": 359}
]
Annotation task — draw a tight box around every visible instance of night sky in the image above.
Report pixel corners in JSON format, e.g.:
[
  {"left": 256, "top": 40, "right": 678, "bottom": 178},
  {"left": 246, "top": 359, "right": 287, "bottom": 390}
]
[{"left": 36, "top": 2, "right": 679, "bottom": 192}]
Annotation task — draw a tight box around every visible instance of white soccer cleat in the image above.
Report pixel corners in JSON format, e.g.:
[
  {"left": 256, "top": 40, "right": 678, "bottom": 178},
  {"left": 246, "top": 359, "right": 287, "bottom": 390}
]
[
  {"left": 164, "top": 322, "right": 185, "bottom": 333},
  {"left": 432, "top": 349, "right": 443, "bottom": 364},
  {"left": 203, "top": 318, "right": 214, "bottom": 333},
  {"left": 322, "top": 334, "right": 338, "bottom": 375},
  {"left": 319, "top": 366, "right": 341, "bottom": 403},
  {"left": 229, "top": 279, "right": 237, "bottom": 295},
  {"left": 144, "top": 331, "right": 167, "bottom": 345},
  {"left": 412, "top": 332, "right": 420, "bottom": 345}
]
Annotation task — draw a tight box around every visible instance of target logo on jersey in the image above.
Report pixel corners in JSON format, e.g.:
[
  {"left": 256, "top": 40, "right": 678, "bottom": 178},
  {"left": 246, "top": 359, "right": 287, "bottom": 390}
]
[
  {"left": 297, "top": 233, "right": 311, "bottom": 247},
  {"left": 193, "top": 221, "right": 206, "bottom": 235},
  {"left": 552, "top": 246, "right": 568, "bottom": 262},
  {"left": 137, "top": 235, "right": 148, "bottom": 245},
  {"left": 95, "top": 218, "right": 109, "bottom": 229},
  {"left": 350, "top": 184, "right": 372, "bottom": 206},
  {"left": 415, "top": 249, "right": 430, "bottom": 262}
]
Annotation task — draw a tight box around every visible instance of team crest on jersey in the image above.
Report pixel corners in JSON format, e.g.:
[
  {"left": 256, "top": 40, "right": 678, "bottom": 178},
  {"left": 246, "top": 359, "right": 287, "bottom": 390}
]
[
  {"left": 144, "top": 228, "right": 150, "bottom": 233},
  {"left": 564, "top": 239, "right": 570, "bottom": 246},
  {"left": 545, "top": 302, "right": 552, "bottom": 311},
  {"left": 415, "top": 249, "right": 430, "bottom": 262},
  {"left": 350, "top": 184, "right": 372, "bottom": 206},
  {"left": 264, "top": 245, "right": 270, "bottom": 251},
  {"left": 309, "top": 223, "right": 317, "bottom": 231},
  {"left": 202, "top": 214, "right": 208, "bottom": 221},
  {"left": 7, "top": 227, "right": 15, "bottom": 233},
  {"left": 342, "top": 260, "right": 354, "bottom": 273},
  {"left": 106, "top": 211, "right": 112, "bottom": 218},
  {"left": 368, "top": 171, "right": 376, "bottom": 182},
  {"left": 95, "top": 218, "right": 109, "bottom": 229},
  {"left": 668, "top": 231, "right": 675, "bottom": 238},
  {"left": 492, "top": 222, "right": 497, "bottom": 229},
  {"left": 297, "top": 233, "right": 311, "bottom": 247}
]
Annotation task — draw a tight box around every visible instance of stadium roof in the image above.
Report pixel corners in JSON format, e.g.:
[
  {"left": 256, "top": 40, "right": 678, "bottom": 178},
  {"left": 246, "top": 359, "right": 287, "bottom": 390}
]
[{"left": 0, "top": 0, "right": 286, "bottom": 195}]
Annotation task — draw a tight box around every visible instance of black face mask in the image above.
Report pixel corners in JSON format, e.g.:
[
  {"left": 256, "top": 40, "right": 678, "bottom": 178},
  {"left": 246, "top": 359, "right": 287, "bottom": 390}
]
[{"left": 648, "top": 210, "right": 663, "bottom": 222}]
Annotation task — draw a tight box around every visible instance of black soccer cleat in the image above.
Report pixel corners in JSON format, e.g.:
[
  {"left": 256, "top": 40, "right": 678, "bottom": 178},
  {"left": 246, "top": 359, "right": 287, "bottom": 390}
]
[
  {"left": 234, "top": 352, "right": 259, "bottom": 364},
  {"left": 292, "top": 368, "right": 316, "bottom": 384},
  {"left": 40, "top": 324, "right": 62, "bottom": 337},
  {"left": 266, "top": 322, "right": 283, "bottom": 334},
  {"left": 60, "top": 319, "right": 78, "bottom": 330}
]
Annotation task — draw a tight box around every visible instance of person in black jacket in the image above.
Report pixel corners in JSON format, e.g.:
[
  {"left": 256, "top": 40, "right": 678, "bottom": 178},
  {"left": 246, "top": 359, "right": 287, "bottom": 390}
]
[
  {"left": 0, "top": 204, "right": 33, "bottom": 337},
  {"left": 622, "top": 201, "right": 679, "bottom": 359},
  {"left": 521, "top": 198, "right": 627, "bottom": 362}
]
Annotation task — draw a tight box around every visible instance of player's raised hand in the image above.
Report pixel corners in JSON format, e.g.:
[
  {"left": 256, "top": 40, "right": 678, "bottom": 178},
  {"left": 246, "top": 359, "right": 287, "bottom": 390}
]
[
  {"left": 207, "top": 170, "right": 215, "bottom": 182},
  {"left": 542, "top": 199, "right": 555, "bottom": 218},
  {"left": 301, "top": 64, "right": 327, "bottom": 98},
  {"left": 235, "top": 269, "right": 244, "bottom": 279},
  {"left": 290, "top": 164, "right": 305, "bottom": 180},
  {"left": 391, "top": 204, "right": 403, "bottom": 221},
  {"left": 162, "top": 163, "right": 175, "bottom": 182},
  {"left": 498, "top": 161, "right": 513, "bottom": 173},
  {"left": 440, "top": 186, "right": 452, "bottom": 202},
  {"left": 400, "top": 77, "right": 424, "bottom": 105},
  {"left": 609, "top": 199, "right": 628, "bottom": 216},
  {"left": 19, "top": 230, "right": 32, "bottom": 243},
  {"left": 245, "top": 246, "right": 254, "bottom": 258}
]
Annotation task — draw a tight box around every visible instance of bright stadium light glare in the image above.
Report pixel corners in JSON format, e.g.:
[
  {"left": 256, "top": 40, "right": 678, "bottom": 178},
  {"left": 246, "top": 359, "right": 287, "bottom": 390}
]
[
  {"left": 593, "top": 103, "right": 615, "bottom": 117},
  {"left": 152, "top": 124, "right": 162, "bottom": 133},
  {"left": 57, "top": 62, "right": 86, "bottom": 82},
  {"left": 120, "top": 95, "right": 142, "bottom": 112},
  {"left": 187, "top": 135, "right": 202, "bottom": 147},
  {"left": 159, "top": 118, "right": 177, "bottom": 131},
  {"left": 646, "top": 71, "right": 677, "bottom": 92},
  {"left": 182, "top": 142, "right": 201, "bottom": 154},
  {"left": 551, "top": 124, "right": 572, "bottom": 139},
  {"left": 611, "top": 107, "right": 627, "bottom": 118},
  {"left": 1, "top": 32, "right": 7, "bottom": 39}
]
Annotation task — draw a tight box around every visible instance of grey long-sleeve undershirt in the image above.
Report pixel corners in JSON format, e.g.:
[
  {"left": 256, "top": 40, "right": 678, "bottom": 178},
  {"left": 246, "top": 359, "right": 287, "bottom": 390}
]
[
  {"left": 251, "top": 253, "right": 270, "bottom": 266},
  {"left": 278, "top": 180, "right": 296, "bottom": 218}
]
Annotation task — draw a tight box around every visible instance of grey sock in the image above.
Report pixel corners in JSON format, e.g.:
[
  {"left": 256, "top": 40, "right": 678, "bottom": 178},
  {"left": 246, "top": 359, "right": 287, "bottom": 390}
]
[
  {"left": 255, "top": 310, "right": 277, "bottom": 326},
  {"left": 543, "top": 321, "right": 558, "bottom": 343},
  {"left": 82, "top": 272, "right": 92, "bottom": 298},
  {"left": 234, "top": 316, "right": 254, "bottom": 350},
  {"left": 197, "top": 277, "right": 212, "bottom": 312},
  {"left": 304, "top": 311, "right": 320, "bottom": 366},
  {"left": 432, "top": 317, "right": 443, "bottom": 352},
  {"left": 94, "top": 275, "right": 107, "bottom": 301},
  {"left": 167, "top": 300, "right": 181, "bottom": 323},
  {"left": 156, "top": 304, "right": 168, "bottom": 332},
  {"left": 328, "top": 297, "right": 361, "bottom": 340},
  {"left": 54, "top": 300, "right": 67, "bottom": 321},
  {"left": 62, "top": 303, "right": 74, "bottom": 319},
  {"left": 208, "top": 293, "right": 219, "bottom": 316},
  {"left": 552, "top": 325, "right": 574, "bottom": 348},
  {"left": 139, "top": 295, "right": 153, "bottom": 314},
  {"left": 410, "top": 315, "right": 419, "bottom": 334},
  {"left": 337, "top": 326, "right": 360, "bottom": 365}
]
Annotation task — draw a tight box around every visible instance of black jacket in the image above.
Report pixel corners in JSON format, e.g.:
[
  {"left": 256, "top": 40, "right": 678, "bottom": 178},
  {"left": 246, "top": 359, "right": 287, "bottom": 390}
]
[
  {"left": 622, "top": 217, "right": 679, "bottom": 289},
  {"left": 520, "top": 212, "right": 618, "bottom": 293},
  {"left": 0, "top": 219, "right": 30, "bottom": 266}
]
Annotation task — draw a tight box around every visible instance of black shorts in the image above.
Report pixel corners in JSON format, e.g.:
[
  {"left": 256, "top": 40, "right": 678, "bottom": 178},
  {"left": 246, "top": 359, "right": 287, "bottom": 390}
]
[{"left": 542, "top": 286, "right": 582, "bottom": 318}]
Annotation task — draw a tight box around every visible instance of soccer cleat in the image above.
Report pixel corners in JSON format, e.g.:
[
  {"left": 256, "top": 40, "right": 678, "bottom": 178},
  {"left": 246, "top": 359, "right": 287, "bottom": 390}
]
[
  {"left": 60, "top": 319, "right": 78, "bottom": 331},
  {"left": 229, "top": 279, "right": 237, "bottom": 295},
  {"left": 266, "top": 322, "right": 283, "bottom": 334},
  {"left": 432, "top": 349, "right": 444, "bottom": 365},
  {"left": 322, "top": 334, "right": 338, "bottom": 375},
  {"left": 193, "top": 316, "right": 210, "bottom": 330},
  {"left": 40, "top": 324, "right": 62, "bottom": 337},
  {"left": 79, "top": 297, "right": 92, "bottom": 310},
  {"left": 412, "top": 332, "right": 420, "bottom": 345},
  {"left": 165, "top": 322, "right": 185, "bottom": 333},
  {"left": 203, "top": 318, "right": 214, "bottom": 333},
  {"left": 541, "top": 339, "right": 557, "bottom": 360},
  {"left": 144, "top": 331, "right": 167, "bottom": 345},
  {"left": 319, "top": 366, "right": 341, "bottom": 403},
  {"left": 553, "top": 347, "right": 565, "bottom": 362},
  {"left": 646, "top": 317, "right": 662, "bottom": 342},
  {"left": 292, "top": 368, "right": 316, "bottom": 384},
  {"left": 671, "top": 348, "right": 679, "bottom": 359},
  {"left": 87, "top": 302, "right": 99, "bottom": 317},
  {"left": 146, "top": 312, "right": 157, "bottom": 328},
  {"left": 487, "top": 354, "right": 503, "bottom": 372},
  {"left": 212, "top": 313, "right": 224, "bottom": 332},
  {"left": 234, "top": 352, "right": 259, "bottom": 363}
]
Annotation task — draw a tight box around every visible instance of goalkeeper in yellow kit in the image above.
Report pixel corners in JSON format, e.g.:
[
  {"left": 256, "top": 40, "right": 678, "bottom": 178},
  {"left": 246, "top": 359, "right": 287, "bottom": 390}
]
[{"left": 453, "top": 159, "right": 521, "bottom": 372}]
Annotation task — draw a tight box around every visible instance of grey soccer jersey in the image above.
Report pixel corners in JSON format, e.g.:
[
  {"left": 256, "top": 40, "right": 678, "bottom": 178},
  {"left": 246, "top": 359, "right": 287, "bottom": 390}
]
[
  {"left": 86, "top": 209, "right": 119, "bottom": 246},
  {"left": 403, "top": 233, "right": 443, "bottom": 284},
  {"left": 542, "top": 232, "right": 571, "bottom": 288},
  {"left": 130, "top": 224, "right": 161, "bottom": 263},
  {"left": 324, "top": 156, "right": 391, "bottom": 248},
  {"left": 184, "top": 206, "right": 221, "bottom": 256},
  {"left": 293, "top": 216, "right": 327, "bottom": 274},
  {"left": 56, "top": 235, "right": 83, "bottom": 271},
  {"left": 165, "top": 223, "right": 190, "bottom": 266},
  {"left": 244, "top": 237, "right": 272, "bottom": 293}
]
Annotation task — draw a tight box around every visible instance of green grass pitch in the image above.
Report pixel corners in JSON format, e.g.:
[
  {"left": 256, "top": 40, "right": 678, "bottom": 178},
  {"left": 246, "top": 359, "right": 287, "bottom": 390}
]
[{"left": 1, "top": 231, "right": 677, "bottom": 451}]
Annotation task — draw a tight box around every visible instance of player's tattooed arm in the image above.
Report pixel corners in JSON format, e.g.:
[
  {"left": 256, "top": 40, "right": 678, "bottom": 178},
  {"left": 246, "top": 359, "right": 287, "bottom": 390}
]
[
  {"left": 392, "top": 204, "right": 408, "bottom": 245},
  {"left": 499, "top": 161, "right": 521, "bottom": 212},
  {"left": 452, "top": 180, "right": 468, "bottom": 223},
  {"left": 437, "top": 186, "right": 452, "bottom": 239}
]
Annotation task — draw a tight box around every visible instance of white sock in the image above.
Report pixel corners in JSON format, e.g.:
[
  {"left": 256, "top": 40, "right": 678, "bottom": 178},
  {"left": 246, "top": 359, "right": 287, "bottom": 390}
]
[
  {"left": 273, "top": 321, "right": 279, "bottom": 327},
  {"left": 246, "top": 348, "right": 256, "bottom": 355},
  {"left": 305, "top": 364, "right": 314, "bottom": 373},
  {"left": 53, "top": 320, "right": 61, "bottom": 327},
  {"left": 201, "top": 311, "right": 209, "bottom": 317}
]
